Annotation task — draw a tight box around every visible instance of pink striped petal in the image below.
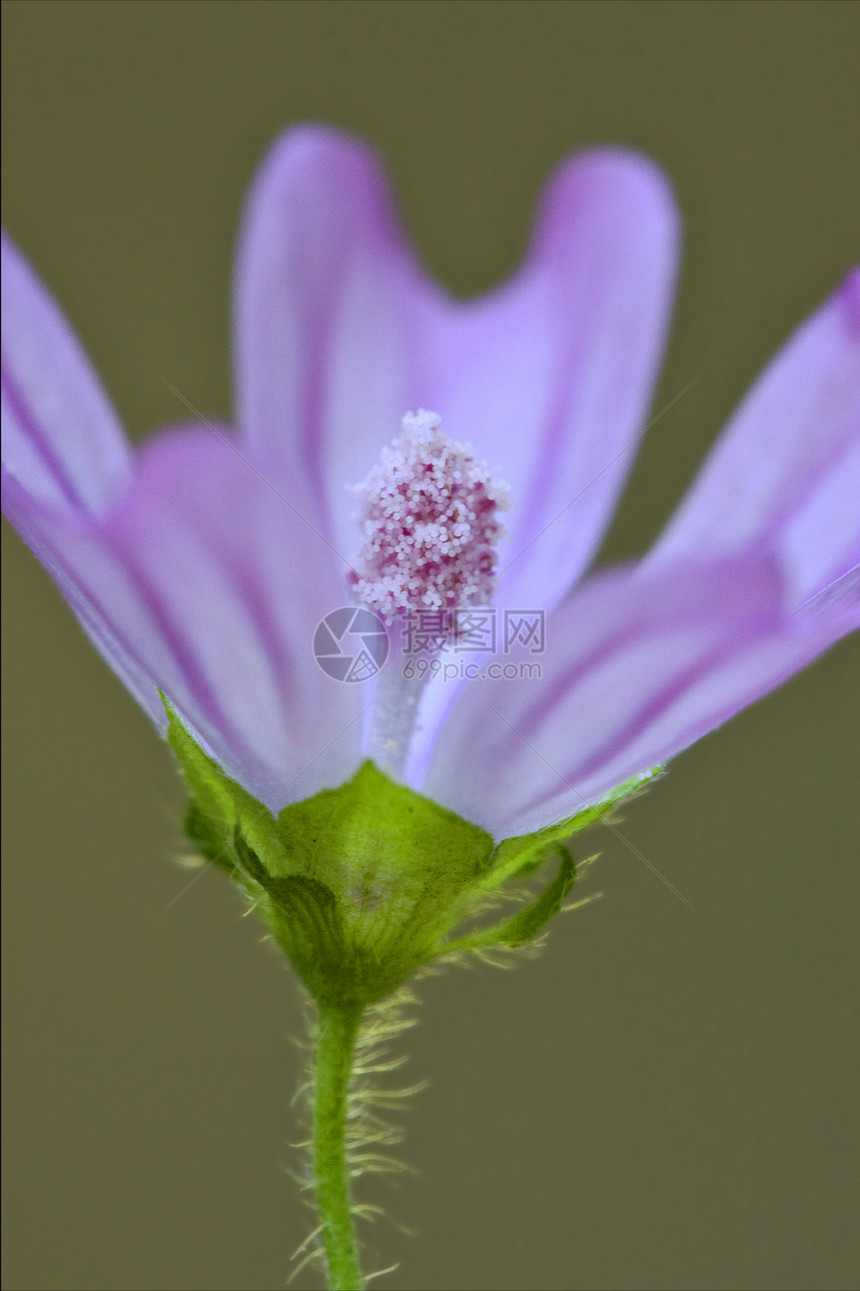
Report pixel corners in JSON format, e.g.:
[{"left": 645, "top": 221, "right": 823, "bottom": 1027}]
[
  {"left": 780, "top": 434, "right": 860, "bottom": 609},
  {"left": 1, "top": 232, "right": 132, "bottom": 515},
  {"left": 5, "top": 427, "right": 365, "bottom": 807},
  {"left": 423, "top": 147, "right": 680, "bottom": 611},
  {"left": 234, "top": 128, "right": 679, "bottom": 614},
  {"left": 234, "top": 126, "right": 428, "bottom": 572},
  {"left": 651, "top": 269, "right": 860, "bottom": 604},
  {"left": 421, "top": 557, "right": 857, "bottom": 839}
]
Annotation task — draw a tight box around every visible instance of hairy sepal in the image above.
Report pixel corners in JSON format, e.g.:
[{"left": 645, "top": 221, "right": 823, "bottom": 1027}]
[
  {"left": 484, "top": 765, "right": 665, "bottom": 888},
  {"left": 165, "top": 701, "right": 658, "bottom": 1005}
]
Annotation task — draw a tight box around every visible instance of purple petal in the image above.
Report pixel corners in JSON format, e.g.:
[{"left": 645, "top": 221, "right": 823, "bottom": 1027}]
[
  {"left": 235, "top": 129, "right": 679, "bottom": 614},
  {"left": 780, "top": 434, "right": 860, "bottom": 609},
  {"left": 421, "top": 557, "right": 857, "bottom": 839},
  {"left": 234, "top": 125, "right": 428, "bottom": 570},
  {"left": 422, "top": 147, "right": 680, "bottom": 611},
  {"left": 6, "top": 426, "right": 365, "bottom": 807},
  {"left": 403, "top": 151, "right": 679, "bottom": 779},
  {"left": 1, "top": 232, "right": 132, "bottom": 515},
  {"left": 3, "top": 467, "right": 171, "bottom": 728},
  {"left": 650, "top": 270, "right": 860, "bottom": 604}
]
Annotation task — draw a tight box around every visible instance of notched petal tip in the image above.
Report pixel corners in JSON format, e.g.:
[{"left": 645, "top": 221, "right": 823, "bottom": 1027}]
[
  {"left": 531, "top": 145, "right": 681, "bottom": 262},
  {"left": 239, "top": 122, "right": 400, "bottom": 250},
  {"left": 256, "top": 121, "right": 383, "bottom": 169}
]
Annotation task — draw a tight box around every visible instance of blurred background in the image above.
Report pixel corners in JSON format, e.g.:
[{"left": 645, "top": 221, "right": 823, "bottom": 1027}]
[{"left": 2, "top": 3, "right": 859, "bottom": 1289}]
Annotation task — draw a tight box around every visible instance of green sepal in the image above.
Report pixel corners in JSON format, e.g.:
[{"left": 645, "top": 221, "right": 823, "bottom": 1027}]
[
  {"left": 442, "top": 843, "right": 576, "bottom": 955},
  {"left": 484, "top": 765, "right": 664, "bottom": 888},
  {"left": 260, "top": 875, "right": 346, "bottom": 986},
  {"left": 164, "top": 695, "right": 289, "bottom": 878},
  {"left": 165, "top": 700, "right": 499, "bottom": 1004},
  {"left": 164, "top": 699, "right": 660, "bottom": 1006}
]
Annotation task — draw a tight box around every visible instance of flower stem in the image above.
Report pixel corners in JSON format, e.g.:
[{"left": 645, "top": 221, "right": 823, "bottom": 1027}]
[{"left": 313, "top": 1001, "right": 364, "bottom": 1290}]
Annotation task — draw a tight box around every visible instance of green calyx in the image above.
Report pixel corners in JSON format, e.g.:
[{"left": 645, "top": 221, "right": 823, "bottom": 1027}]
[{"left": 165, "top": 700, "right": 661, "bottom": 1008}]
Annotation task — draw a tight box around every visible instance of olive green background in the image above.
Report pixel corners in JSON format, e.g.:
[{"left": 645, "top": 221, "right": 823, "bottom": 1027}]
[{"left": 2, "top": 3, "right": 858, "bottom": 1289}]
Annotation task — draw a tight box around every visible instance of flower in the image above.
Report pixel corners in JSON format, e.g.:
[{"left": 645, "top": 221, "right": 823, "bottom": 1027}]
[{"left": 3, "top": 125, "right": 859, "bottom": 845}]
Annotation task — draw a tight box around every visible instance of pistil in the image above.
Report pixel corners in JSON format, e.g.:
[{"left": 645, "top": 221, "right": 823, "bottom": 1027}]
[{"left": 349, "top": 410, "right": 511, "bottom": 776}]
